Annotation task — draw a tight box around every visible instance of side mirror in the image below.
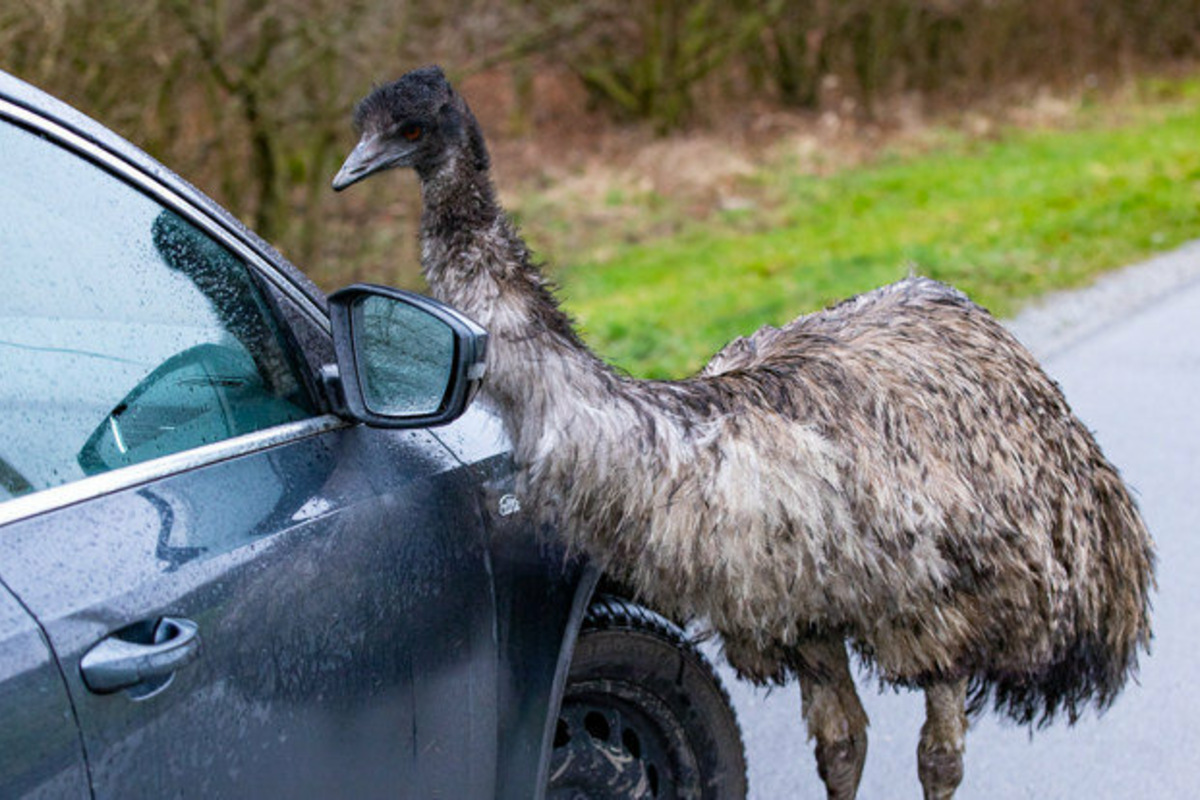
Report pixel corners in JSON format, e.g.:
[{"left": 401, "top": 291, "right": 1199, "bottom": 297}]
[{"left": 327, "top": 284, "right": 488, "bottom": 428}]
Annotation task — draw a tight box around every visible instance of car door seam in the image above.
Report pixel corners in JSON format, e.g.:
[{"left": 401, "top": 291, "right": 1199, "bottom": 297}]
[{"left": 0, "top": 574, "right": 96, "bottom": 799}]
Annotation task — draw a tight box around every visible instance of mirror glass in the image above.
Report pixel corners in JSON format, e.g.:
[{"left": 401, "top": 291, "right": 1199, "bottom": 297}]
[{"left": 354, "top": 295, "right": 455, "bottom": 417}]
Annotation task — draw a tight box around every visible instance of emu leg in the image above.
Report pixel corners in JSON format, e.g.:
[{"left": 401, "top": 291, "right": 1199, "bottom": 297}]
[
  {"left": 917, "top": 679, "right": 968, "bottom": 800},
  {"left": 797, "top": 639, "right": 868, "bottom": 800}
]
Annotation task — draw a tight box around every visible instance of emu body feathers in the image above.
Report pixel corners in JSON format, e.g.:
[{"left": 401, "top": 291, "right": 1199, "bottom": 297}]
[{"left": 335, "top": 65, "right": 1154, "bottom": 798}]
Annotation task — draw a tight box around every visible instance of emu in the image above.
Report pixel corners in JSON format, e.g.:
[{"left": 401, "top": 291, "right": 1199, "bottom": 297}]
[{"left": 332, "top": 66, "right": 1155, "bottom": 799}]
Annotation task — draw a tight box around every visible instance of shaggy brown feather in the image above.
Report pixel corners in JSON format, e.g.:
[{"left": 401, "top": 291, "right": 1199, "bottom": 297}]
[{"left": 335, "top": 65, "right": 1156, "bottom": 787}]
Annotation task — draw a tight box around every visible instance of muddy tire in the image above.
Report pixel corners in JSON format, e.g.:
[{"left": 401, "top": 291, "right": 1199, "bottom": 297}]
[{"left": 546, "top": 595, "right": 748, "bottom": 800}]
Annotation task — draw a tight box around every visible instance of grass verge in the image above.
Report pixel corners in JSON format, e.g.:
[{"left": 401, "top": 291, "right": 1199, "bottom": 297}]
[{"left": 549, "top": 80, "right": 1200, "bottom": 378}]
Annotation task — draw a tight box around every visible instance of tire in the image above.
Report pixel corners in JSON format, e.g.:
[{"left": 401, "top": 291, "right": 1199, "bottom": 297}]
[{"left": 546, "top": 595, "right": 748, "bottom": 800}]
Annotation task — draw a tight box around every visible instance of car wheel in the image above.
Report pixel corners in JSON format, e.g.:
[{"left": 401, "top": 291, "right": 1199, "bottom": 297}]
[{"left": 546, "top": 595, "right": 747, "bottom": 800}]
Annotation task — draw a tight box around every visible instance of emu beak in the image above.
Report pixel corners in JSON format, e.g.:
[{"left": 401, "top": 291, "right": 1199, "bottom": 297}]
[{"left": 332, "top": 133, "right": 405, "bottom": 191}]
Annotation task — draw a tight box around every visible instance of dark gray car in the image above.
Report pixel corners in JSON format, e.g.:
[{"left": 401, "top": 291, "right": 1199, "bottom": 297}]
[{"left": 0, "top": 71, "right": 745, "bottom": 798}]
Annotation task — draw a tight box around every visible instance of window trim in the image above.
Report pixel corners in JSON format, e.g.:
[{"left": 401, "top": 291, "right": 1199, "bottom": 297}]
[
  {"left": 0, "top": 97, "right": 349, "bottom": 528},
  {"left": 0, "top": 415, "right": 348, "bottom": 528}
]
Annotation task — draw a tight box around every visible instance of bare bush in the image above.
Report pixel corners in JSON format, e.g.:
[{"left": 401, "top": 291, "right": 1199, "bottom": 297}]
[{"left": 2, "top": 0, "right": 1197, "bottom": 287}]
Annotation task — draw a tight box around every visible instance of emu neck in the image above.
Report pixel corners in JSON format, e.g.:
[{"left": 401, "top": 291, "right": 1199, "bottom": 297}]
[
  {"left": 418, "top": 155, "right": 502, "bottom": 259},
  {"left": 416, "top": 154, "right": 616, "bottom": 441}
]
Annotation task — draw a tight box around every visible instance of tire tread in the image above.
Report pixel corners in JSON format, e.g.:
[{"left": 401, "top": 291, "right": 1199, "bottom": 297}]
[{"left": 575, "top": 594, "right": 749, "bottom": 798}]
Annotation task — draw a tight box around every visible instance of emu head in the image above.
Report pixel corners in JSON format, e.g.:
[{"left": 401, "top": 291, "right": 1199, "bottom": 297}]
[{"left": 332, "top": 65, "right": 489, "bottom": 191}]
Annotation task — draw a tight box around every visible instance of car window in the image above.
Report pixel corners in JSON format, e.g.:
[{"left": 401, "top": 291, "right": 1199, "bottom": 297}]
[{"left": 0, "top": 119, "right": 316, "bottom": 502}]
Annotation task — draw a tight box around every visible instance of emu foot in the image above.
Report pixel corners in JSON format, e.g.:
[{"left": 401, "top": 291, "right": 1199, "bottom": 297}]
[
  {"left": 917, "top": 740, "right": 964, "bottom": 800},
  {"left": 814, "top": 730, "right": 867, "bottom": 800}
]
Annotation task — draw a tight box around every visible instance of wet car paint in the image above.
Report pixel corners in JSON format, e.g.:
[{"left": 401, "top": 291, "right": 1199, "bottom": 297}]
[
  {"left": 0, "top": 585, "right": 89, "bottom": 798},
  {"left": 0, "top": 424, "right": 496, "bottom": 797}
]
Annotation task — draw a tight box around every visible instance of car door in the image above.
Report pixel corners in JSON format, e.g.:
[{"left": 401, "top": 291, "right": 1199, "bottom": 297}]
[
  {"left": 0, "top": 581, "right": 89, "bottom": 799},
  {"left": 0, "top": 101, "right": 499, "bottom": 798}
]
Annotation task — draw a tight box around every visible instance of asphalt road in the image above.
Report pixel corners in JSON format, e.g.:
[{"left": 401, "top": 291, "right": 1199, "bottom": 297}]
[{"left": 713, "top": 243, "right": 1200, "bottom": 799}]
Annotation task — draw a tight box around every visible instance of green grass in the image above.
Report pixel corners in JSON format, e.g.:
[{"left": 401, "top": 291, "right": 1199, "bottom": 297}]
[{"left": 552, "top": 82, "right": 1200, "bottom": 378}]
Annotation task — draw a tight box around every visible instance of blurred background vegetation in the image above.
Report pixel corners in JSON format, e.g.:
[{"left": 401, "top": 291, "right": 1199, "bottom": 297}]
[{"left": 3, "top": 0, "right": 1199, "bottom": 375}]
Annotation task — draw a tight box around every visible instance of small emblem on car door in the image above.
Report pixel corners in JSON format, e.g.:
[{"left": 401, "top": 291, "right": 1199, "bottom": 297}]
[{"left": 498, "top": 493, "right": 521, "bottom": 517}]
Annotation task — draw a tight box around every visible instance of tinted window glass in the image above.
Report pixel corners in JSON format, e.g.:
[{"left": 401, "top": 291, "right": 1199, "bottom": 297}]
[{"left": 0, "top": 120, "right": 315, "bottom": 501}]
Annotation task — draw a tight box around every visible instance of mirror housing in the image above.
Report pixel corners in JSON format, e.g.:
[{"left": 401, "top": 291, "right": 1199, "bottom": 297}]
[{"left": 327, "top": 284, "right": 488, "bottom": 428}]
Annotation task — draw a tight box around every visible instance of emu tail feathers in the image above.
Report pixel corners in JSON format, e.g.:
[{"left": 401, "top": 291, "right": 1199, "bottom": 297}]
[{"left": 974, "top": 467, "right": 1155, "bottom": 728}]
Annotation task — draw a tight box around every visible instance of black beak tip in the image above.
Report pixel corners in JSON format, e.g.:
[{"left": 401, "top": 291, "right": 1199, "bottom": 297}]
[{"left": 331, "top": 169, "right": 360, "bottom": 192}]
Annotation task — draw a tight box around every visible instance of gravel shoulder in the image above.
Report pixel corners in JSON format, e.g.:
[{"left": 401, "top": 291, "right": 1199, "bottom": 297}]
[{"left": 1005, "top": 239, "right": 1200, "bottom": 359}]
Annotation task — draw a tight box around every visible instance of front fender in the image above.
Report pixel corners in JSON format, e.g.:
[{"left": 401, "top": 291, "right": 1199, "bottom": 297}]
[
  {"left": 526, "top": 561, "right": 603, "bottom": 798},
  {"left": 429, "top": 403, "right": 604, "bottom": 799}
]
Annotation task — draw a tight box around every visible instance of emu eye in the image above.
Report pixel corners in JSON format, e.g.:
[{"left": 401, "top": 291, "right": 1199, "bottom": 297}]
[{"left": 400, "top": 124, "right": 423, "bottom": 142}]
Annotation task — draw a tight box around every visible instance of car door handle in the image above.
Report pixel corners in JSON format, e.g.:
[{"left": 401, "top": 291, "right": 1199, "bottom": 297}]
[{"left": 81, "top": 617, "right": 201, "bottom": 695}]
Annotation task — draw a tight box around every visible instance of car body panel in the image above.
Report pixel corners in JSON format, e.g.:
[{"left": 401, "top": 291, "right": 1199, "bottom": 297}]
[
  {"left": 0, "top": 583, "right": 89, "bottom": 799},
  {"left": 428, "top": 402, "right": 603, "bottom": 798},
  {"left": 0, "top": 422, "right": 503, "bottom": 798}
]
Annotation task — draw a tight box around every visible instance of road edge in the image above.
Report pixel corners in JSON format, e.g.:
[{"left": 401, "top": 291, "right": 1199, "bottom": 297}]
[{"left": 1005, "top": 240, "right": 1200, "bottom": 360}]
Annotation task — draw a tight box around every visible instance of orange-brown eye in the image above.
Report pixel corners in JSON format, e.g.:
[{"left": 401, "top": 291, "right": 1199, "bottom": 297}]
[{"left": 402, "top": 125, "right": 422, "bottom": 141}]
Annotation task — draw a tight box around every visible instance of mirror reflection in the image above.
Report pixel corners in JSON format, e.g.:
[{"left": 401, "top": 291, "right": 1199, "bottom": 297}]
[{"left": 354, "top": 296, "right": 454, "bottom": 417}]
